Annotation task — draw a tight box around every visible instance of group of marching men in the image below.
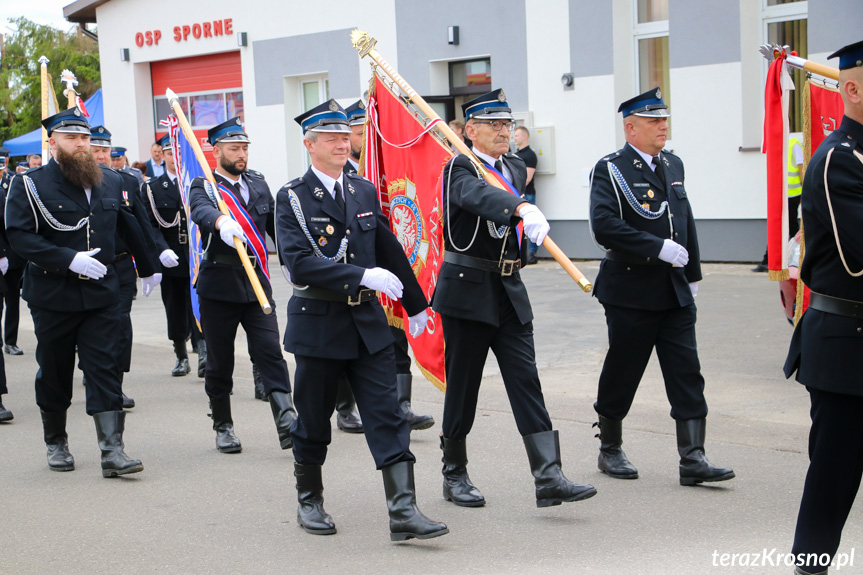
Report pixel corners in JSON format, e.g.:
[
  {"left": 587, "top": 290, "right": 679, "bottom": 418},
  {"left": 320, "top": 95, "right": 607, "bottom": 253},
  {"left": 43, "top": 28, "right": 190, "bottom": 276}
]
[{"left": 1, "top": 84, "right": 737, "bottom": 543}]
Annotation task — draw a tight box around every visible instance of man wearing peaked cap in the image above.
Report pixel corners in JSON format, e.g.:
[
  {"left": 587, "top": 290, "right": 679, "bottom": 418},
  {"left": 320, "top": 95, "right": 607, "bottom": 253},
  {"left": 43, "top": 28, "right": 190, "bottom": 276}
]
[
  {"left": 784, "top": 40, "right": 863, "bottom": 575},
  {"left": 188, "top": 116, "right": 296, "bottom": 455},
  {"left": 4, "top": 107, "right": 161, "bottom": 477},
  {"left": 275, "top": 99, "right": 447, "bottom": 541},
  {"left": 89, "top": 125, "right": 161, "bottom": 409},
  {"left": 588, "top": 87, "right": 733, "bottom": 486},
  {"left": 142, "top": 133, "right": 205, "bottom": 379},
  {"left": 0, "top": 144, "right": 26, "bottom": 365},
  {"left": 432, "top": 88, "right": 596, "bottom": 509},
  {"left": 110, "top": 146, "right": 144, "bottom": 187}
]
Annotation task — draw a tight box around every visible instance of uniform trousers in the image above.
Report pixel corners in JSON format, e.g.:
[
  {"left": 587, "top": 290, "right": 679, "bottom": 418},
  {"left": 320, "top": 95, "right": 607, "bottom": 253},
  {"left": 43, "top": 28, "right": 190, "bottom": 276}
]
[
  {"left": 792, "top": 387, "right": 863, "bottom": 570},
  {"left": 595, "top": 303, "right": 708, "bottom": 421},
  {"left": 30, "top": 303, "right": 123, "bottom": 415},
  {"left": 115, "top": 255, "right": 137, "bottom": 373},
  {"left": 160, "top": 274, "right": 201, "bottom": 344},
  {"left": 391, "top": 325, "right": 411, "bottom": 374},
  {"left": 198, "top": 295, "right": 290, "bottom": 399},
  {"left": 2, "top": 266, "right": 23, "bottom": 346},
  {"left": 0, "top": 343, "right": 6, "bottom": 395},
  {"left": 291, "top": 342, "right": 412, "bottom": 469},
  {"left": 440, "top": 295, "right": 552, "bottom": 440}
]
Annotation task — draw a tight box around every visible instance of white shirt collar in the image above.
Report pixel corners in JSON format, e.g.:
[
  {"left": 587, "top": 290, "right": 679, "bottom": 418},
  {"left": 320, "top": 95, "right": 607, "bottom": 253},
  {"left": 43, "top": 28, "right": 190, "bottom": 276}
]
[
  {"left": 311, "top": 165, "right": 344, "bottom": 199},
  {"left": 215, "top": 169, "right": 249, "bottom": 203},
  {"left": 472, "top": 147, "right": 512, "bottom": 182},
  {"left": 166, "top": 170, "right": 177, "bottom": 184},
  {"left": 347, "top": 157, "right": 359, "bottom": 171},
  {"left": 629, "top": 143, "right": 659, "bottom": 171}
]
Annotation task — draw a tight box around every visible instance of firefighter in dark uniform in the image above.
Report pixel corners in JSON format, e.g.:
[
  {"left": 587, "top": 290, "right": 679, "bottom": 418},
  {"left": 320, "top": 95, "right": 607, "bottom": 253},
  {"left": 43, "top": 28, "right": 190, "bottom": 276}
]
[
  {"left": 5, "top": 107, "right": 160, "bottom": 477},
  {"left": 784, "top": 41, "right": 863, "bottom": 575},
  {"left": 0, "top": 151, "right": 13, "bottom": 422},
  {"left": 588, "top": 87, "right": 733, "bottom": 486},
  {"left": 276, "top": 100, "right": 447, "bottom": 540},
  {"left": 188, "top": 117, "right": 296, "bottom": 454},
  {"left": 432, "top": 89, "right": 596, "bottom": 509},
  {"left": 142, "top": 134, "right": 205, "bottom": 377},
  {"left": 345, "top": 99, "right": 435, "bottom": 433},
  {"left": 109, "top": 147, "right": 144, "bottom": 187},
  {"left": 0, "top": 147, "right": 26, "bottom": 359},
  {"left": 88, "top": 126, "right": 161, "bottom": 409}
]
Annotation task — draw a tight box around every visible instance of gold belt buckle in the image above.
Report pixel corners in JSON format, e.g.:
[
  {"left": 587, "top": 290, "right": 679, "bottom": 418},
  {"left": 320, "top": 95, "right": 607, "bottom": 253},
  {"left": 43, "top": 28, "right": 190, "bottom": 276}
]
[
  {"left": 78, "top": 274, "right": 90, "bottom": 280},
  {"left": 501, "top": 260, "right": 518, "bottom": 276},
  {"left": 348, "top": 289, "right": 372, "bottom": 306},
  {"left": 179, "top": 232, "right": 188, "bottom": 245}
]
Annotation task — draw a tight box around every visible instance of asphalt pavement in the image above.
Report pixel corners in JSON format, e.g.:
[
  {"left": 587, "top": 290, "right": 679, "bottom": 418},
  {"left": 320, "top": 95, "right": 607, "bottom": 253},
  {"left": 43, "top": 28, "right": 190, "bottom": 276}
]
[{"left": 0, "top": 259, "right": 859, "bottom": 575}]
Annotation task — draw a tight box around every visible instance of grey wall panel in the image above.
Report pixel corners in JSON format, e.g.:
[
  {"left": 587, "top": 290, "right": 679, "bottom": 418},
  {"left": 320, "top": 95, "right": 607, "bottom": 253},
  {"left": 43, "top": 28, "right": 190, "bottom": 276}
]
[
  {"left": 394, "top": 0, "right": 528, "bottom": 110},
  {"left": 539, "top": 219, "right": 766, "bottom": 262},
  {"left": 253, "top": 28, "right": 359, "bottom": 106},
  {"left": 809, "top": 0, "right": 863, "bottom": 54},
  {"left": 569, "top": 0, "right": 614, "bottom": 78},
  {"left": 669, "top": 0, "right": 740, "bottom": 68}
]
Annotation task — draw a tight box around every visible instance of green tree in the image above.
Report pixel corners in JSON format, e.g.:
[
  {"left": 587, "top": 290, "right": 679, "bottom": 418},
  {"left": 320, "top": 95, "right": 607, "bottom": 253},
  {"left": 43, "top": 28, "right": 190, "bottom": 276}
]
[{"left": 0, "top": 17, "right": 100, "bottom": 143}]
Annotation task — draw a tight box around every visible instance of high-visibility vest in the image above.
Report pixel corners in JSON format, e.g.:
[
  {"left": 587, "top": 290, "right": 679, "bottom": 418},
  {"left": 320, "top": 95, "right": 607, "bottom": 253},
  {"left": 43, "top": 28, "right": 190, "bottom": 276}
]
[{"left": 788, "top": 137, "right": 802, "bottom": 198}]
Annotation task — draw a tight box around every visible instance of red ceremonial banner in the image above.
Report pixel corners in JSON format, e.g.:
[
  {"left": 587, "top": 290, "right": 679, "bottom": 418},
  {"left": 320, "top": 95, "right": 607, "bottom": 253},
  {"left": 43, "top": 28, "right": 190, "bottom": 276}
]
[
  {"left": 806, "top": 81, "right": 843, "bottom": 159},
  {"left": 362, "top": 74, "right": 453, "bottom": 391},
  {"left": 763, "top": 57, "right": 793, "bottom": 281}
]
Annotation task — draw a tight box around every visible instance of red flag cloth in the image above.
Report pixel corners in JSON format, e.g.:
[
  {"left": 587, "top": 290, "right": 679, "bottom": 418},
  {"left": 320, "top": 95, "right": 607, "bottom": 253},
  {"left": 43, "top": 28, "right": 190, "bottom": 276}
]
[
  {"left": 762, "top": 57, "right": 793, "bottom": 280},
  {"left": 364, "top": 74, "right": 453, "bottom": 391},
  {"left": 808, "top": 82, "right": 843, "bottom": 155},
  {"left": 76, "top": 96, "right": 89, "bottom": 117}
]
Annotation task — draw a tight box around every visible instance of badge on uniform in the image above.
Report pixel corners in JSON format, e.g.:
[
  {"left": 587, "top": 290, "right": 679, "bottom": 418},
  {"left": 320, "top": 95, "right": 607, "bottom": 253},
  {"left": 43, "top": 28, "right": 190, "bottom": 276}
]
[
  {"left": 346, "top": 182, "right": 356, "bottom": 196},
  {"left": 325, "top": 224, "right": 335, "bottom": 234},
  {"left": 633, "top": 158, "right": 642, "bottom": 169},
  {"left": 647, "top": 190, "right": 654, "bottom": 198},
  {"left": 642, "top": 202, "right": 650, "bottom": 210},
  {"left": 313, "top": 187, "right": 324, "bottom": 199},
  {"left": 318, "top": 236, "right": 327, "bottom": 246},
  {"left": 162, "top": 181, "right": 169, "bottom": 188}
]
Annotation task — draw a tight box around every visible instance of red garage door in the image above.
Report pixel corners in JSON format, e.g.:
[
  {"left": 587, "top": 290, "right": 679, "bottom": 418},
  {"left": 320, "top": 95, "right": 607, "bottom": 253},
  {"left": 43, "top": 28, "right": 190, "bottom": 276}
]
[{"left": 151, "top": 51, "right": 243, "bottom": 168}]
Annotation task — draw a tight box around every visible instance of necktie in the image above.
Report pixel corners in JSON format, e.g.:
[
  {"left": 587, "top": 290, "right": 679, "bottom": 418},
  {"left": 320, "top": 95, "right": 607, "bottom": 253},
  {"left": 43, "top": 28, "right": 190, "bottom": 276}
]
[
  {"left": 334, "top": 181, "right": 345, "bottom": 214},
  {"left": 233, "top": 181, "right": 245, "bottom": 204},
  {"left": 652, "top": 156, "right": 667, "bottom": 188},
  {"left": 494, "top": 159, "right": 503, "bottom": 174}
]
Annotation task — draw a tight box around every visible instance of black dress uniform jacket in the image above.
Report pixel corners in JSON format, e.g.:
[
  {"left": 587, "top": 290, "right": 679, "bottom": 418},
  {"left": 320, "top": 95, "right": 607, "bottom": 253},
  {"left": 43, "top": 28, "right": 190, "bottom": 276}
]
[
  {"left": 114, "top": 168, "right": 158, "bottom": 285},
  {"left": 5, "top": 159, "right": 157, "bottom": 312},
  {"left": 590, "top": 143, "right": 702, "bottom": 311},
  {"left": 0, "top": 171, "right": 25, "bottom": 272},
  {"left": 785, "top": 115, "right": 863, "bottom": 396},
  {"left": 432, "top": 152, "right": 531, "bottom": 326},
  {"left": 189, "top": 170, "right": 275, "bottom": 302},
  {"left": 144, "top": 172, "right": 192, "bottom": 278},
  {"left": 276, "top": 168, "right": 426, "bottom": 360}
]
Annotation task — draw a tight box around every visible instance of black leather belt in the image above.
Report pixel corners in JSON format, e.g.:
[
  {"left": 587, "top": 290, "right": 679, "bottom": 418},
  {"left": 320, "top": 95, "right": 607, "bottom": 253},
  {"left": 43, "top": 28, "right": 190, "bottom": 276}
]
[
  {"left": 113, "top": 252, "right": 130, "bottom": 262},
  {"left": 443, "top": 251, "right": 521, "bottom": 276},
  {"left": 808, "top": 291, "right": 863, "bottom": 319},
  {"left": 205, "top": 252, "right": 257, "bottom": 268},
  {"left": 293, "top": 286, "right": 376, "bottom": 306},
  {"left": 605, "top": 251, "right": 669, "bottom": 266}
]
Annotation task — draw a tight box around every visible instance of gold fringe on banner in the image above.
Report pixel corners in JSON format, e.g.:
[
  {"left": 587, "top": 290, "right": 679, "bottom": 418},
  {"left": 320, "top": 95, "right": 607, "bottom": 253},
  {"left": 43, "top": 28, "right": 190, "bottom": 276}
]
[
  {"left": 417, "top": 362, "right": 446, "bottom": 392},
  {"left": 794, "top": 222, "right": 806, "bottom": 327},
  {"left": 802, "top": 79, "right": 812, "bottom": 177},
  {"left": 769, "top": 269, "right": 790, "bottom": 281}
]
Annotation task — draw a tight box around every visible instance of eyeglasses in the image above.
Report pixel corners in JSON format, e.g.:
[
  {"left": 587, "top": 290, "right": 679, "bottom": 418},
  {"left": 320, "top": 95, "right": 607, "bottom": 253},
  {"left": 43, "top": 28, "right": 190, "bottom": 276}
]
[{"left": 473, "top": 120, "right": 515, "bottom": 132}]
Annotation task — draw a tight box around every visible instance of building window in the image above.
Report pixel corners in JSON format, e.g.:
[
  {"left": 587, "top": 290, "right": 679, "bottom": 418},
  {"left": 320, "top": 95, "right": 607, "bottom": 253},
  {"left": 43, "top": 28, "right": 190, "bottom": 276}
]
[
  {"left": 153, "top": 89, "right": 243, "bottom": 132},
  {"left": 763, "top": 0, "right": 807, "bottom": 133},
  {"left": 633, "top": 0, "right": 670, "bottom": 136},
  {"left": 298, "top": 74, "right": 329, "bottom": 170},
  {"left": 449, "top": 58, "right": 491, "bottom": 96}
]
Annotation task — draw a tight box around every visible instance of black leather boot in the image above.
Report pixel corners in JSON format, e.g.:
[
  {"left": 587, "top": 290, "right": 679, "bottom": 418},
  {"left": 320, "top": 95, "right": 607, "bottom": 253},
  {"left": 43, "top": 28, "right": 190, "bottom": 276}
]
[
  {"left": 294, "top": 462, "right": 336, "bottom": 535},
  {"left": 41, "top": 410, "right": 74, "bottom": 471},
  {"left": 269, "top": 391, "right": 297, "bottom": 450},
  {"left": 383, "top": 461, "right": 449, "bottom": 541},
  {"left": 794, "top": 566, "right": 828, "bottom": 575},
  {"left": 93, "top": 410, "right": 143, "bottom": 478},
  {"left": 523, "top": 430, "right": 597, "bottom": 507},
  {"left": 172, "top": 340, "right": 190, "bottom": 377},
  {"left": 335, "top": 376, "right": 363, "bottom": 433},
  {"left": 594, "top": 415, "right": 638, "bottom": 479},
  {"left": 396, "top": 374, "right": 434, "bottom": 431},
  {"left": 676, "top": 418, "right": 735, "bottom": 485},
  {"left": 210, "top": 395, "right": 242, "bottom": 453},
  {"left": 253, "top": 363, "right": 266, "bottom": 401},
  {"left": 0, "top": 396, "right": 13, "bottom": 422},
  {"left": 196, "top": 340, "right": 207, "bottom": 378},
  {"left": 440, "top": 435, "right": 485, "bottom": 507}
]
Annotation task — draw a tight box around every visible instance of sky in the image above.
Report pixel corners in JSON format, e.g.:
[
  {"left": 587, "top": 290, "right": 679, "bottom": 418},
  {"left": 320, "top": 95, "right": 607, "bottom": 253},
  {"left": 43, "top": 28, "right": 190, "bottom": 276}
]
[{"left": 0, "top": 0, "right": 79, "bottom": 34}]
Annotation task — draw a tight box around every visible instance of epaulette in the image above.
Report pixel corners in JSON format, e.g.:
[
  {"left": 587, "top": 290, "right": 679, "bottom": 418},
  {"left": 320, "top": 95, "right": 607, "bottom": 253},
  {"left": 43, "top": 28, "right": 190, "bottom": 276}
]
[
  {"left": 246, "top": 169, "right": 265, "bottom": 179},
  {"left": 835, "top": 132, "right": 858, "bottom": 152},
  {"left": 280, "top": 177, "right": 303, "bottom": 191},
  {"left": 601, "top": 151, "right": 623, "bottom": 162},
  {"left": 661, "top": 148, "right": 680, "bottom": 159},
  {"left": 504, "top": 152, "right": 520, "bottom": 159}
]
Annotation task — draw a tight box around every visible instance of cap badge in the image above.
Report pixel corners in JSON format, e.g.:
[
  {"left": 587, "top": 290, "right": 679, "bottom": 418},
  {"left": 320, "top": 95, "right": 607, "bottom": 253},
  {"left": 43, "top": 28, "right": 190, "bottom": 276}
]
[
  {"left": 235, "top": 118, "right": 242, "bottom": 125},
  {"left": 498, "top": 90, "right": 506, "bottom": 102},
  {"left": 74, "top": 109, "right": 81, "bottom": 116},
  {"left": 98, "top": 127, "right": 104, "bottom": 133},
  {"left": 358, "top": 100, "right": 366, "bottom": 110},
  {"left": 329, "top": 101, "right": 339, "bottom": 112},
  {"left": 656, "top": 88, "right": 662, "bottom": 99}
]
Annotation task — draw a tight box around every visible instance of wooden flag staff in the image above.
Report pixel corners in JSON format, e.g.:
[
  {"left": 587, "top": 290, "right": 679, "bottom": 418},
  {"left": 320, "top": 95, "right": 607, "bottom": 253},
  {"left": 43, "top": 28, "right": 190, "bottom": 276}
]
[
  {"left": 350, "top": 29, "right": 592, "bottom": 293},
  {"left": 165, "top": 88, "right": 273, "bottom": 314}
]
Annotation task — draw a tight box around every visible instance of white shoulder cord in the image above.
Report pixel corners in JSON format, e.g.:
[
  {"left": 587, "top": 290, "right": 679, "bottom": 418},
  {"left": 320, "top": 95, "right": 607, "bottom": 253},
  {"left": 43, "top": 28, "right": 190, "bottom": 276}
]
[
  {"left": 445, "top": 159, "right": 482, "bottom": 252},
  {"left": 23, "top": 175, "right": 89, "bottom": 233},
  {"left": 145, "top": 182, "right": 181, "bottom": 228},
  {"left": 823, "top": 147, "right": 863, "bottom": 277}
]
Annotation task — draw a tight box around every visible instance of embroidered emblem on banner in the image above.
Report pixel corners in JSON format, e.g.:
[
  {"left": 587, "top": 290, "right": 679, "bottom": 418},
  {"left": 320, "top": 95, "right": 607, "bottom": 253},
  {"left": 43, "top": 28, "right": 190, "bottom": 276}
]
[{"left": 387, "top": 177, "right": 429, "bottom": 271}]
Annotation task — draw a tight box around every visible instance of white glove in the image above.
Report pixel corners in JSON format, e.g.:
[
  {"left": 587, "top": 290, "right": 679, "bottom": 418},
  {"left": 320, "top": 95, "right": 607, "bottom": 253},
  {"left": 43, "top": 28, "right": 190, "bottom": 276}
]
[
  {"left": 408, "top": 309, "right": 428, "bottom": 338},
  {"left": 0, "top": 257, "right": 8, "bottom": 275},
  {"left": 69, "top": 248, "right": 107, "bottom": 280},
  {"left": 519, "top": 204, "right": 550, "bottom": 246},
  {"left": 218, "top": 216, "right": 245, "bottom": 247},
  {"left": 689, "top": 282, "right": 698, "bottom": 298},
  {"left": 159, "top": 249, "right": 180, "bottom": 268},
  {"left": 141, "top": 273, "right": 162, "bottom": 297},
  {"left": 658, "top": 239, "right": 689, "bottom": 267},
  {"left": 361, "top": 267, "right": 404, "bottom": 300}
]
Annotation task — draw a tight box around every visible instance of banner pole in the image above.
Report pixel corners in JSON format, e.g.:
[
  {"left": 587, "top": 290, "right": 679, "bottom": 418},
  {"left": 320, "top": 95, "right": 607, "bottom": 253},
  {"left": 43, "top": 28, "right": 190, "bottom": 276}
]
[
  {"left": 351, "top": 30, "right": 592, "bottom": 293},
  {"left": 166, "top": 88, "right": 273, "bottom": 315}
]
